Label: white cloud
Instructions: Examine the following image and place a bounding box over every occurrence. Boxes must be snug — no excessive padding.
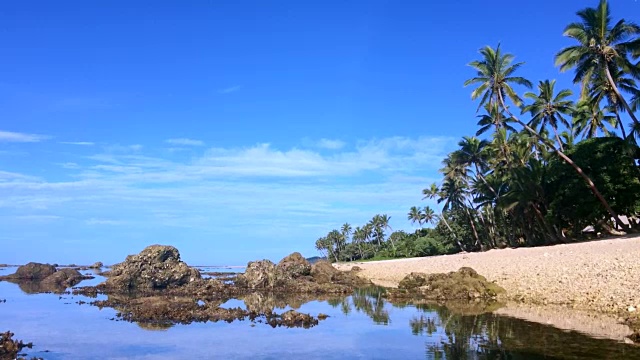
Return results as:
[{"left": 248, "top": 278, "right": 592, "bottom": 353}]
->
[
  {"left": 0, "top": 130, "right": 49, "bottom": 143},
  {"left": 218, "top": 85, "right": 242, "bottom": 94},
  {"left": 165, "top": 138, "right": 205, "bottom": 147},
  {"left": 316, "top": 138, "right": 345, "bottom": 150},
  {"left": 60, "top": 141, "right": 94, "bottom": 146},
  {"left": 0, "top": 135, "right": 454, "bottom": 262},
  {"left": 86, "top": 218, "right": 123, "bottom": 225}
]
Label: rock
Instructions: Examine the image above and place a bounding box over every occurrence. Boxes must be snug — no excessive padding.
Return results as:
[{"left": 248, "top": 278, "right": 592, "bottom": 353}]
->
[
  {"left": 629, "top": 306, "right": 637, "bottom": 313},
  {"left": 0, "top": 331, "right": 32, "bottom": 359},
  {"left": 103, "top": 245, "right": 201, "bottom": 292},
  {"left": 4, "top": 262, "right": 56, "bottom": 280},
  {"left": 276, "top": 310, "right": 318, "bottom": 328},
  {"left": 41, "top": 268, "right": 87, "bottom": 288},
  {"left": 389, "top": 267, "right": 505, "bottom": 301},
  {"left": 236, "top": 260, "right": 277, "bottom": 289},
  {"left": 351, "top": 266, "right": 362, "bottom": 272},
  {"left": 318, "top": 313, "right": 329, "bottom": 320},
  {"left": 276, "top": 252, "right": 311, "bottom": 279},
  {"left": 310, "top": 260, "right": 340, "bottom": 284},
  {"left": 88, "top": 262, "right": 104, "bottom": 269}
]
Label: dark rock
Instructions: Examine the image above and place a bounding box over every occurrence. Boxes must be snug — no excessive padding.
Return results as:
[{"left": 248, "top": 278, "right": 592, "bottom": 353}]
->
[
  {"left": 88, "top": 262, "right": 104, "bottom": 269},
  {"left": 41, "top": 268, "right": 88, "bottom": 288},
  {"left": 318, "top": 313, "right": 329, "bottom": 320},
  {"left": 310, "top": 260, "right": 340, "bottom": 284},
  {"left": 388, "top": 267, "right": 505, "bottom": 301},
  {"left": 0, "top": 331, "right": 32, "bottom": 359},
  {"left": 236, "top": 260, "right": 277, "bottom": 289},
  {"left": 104, "top": 245, "right": 201, "bottom": 292},
  {"left": 4, "top": 262, "right": 56, "bottom": 280},
  {"left": 276, "top": 252, "right": 311, "bottom": 279},
  {"left": 276, "top": 310, "right": 318, "bottom": 328},
  {"left": 351, "top": 266, "right": 362, "bottom": 272}
]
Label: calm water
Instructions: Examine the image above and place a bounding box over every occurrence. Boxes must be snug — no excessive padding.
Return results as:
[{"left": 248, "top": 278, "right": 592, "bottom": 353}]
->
[{"left": 1, "top": 267, "right": 639, "bottom": 360}]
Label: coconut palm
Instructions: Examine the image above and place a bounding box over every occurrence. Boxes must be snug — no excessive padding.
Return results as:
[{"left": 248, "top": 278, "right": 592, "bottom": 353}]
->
[
  {"left": 422, "top": 206, "right": 436, "bottom": 225},
  {"left": 408, "top": 206, "right": 423, "bottom": 226},
  {"left": 422, "top": 183, "right": 463, "bottom": 250},
  {"left": 573, "top": 99, "right": 617, "bottom": 139},
  {"left": 454, "top": 136, "right": 497, "bottom": 196},
  {"left": 522, "top": 79, "right": 575, "bottom": 150},
  {"left": 589, "top": 68, "right": 640, "bottom": 138},
  {"left": 466, "top": 44, "right": 628, "bottom": 229},
  {"left": 555, "top": 0, "right": 640, "bottom": 127},
  {"left": 464, "top": 44, "right": 532, "bottom": 110}
]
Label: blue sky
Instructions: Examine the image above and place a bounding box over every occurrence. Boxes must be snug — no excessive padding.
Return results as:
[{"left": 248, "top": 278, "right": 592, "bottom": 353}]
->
[{"left": 1, "top": 0, "right": 638, "bottom": 265}]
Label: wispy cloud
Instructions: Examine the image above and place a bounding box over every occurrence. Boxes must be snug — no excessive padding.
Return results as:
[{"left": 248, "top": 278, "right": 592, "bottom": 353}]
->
[
  {"left": 0, "top": 130, "right": 49, "bottom": 143},
  {"left": 316, "top": 138, "right": 345, "bottom": 150},
  {"left": 0, "top": 135, "right": 455, "bottom": 263},
  {"left": 60, "top": 141, "right": 94, "bottom": 146},
  {"left": 218, "top": 85, "right": 242, "bottom": 94},
  {"left": 165, "top": 138, "right": 204, "bottom": 147}
]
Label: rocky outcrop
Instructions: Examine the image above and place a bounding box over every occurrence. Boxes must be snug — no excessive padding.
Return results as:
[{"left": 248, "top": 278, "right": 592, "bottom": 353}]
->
[
  {"left": 4, "top": 262, "right": 56, "bottom": 280},
  {"left": 387, "top": 267, "right": 505, "bottom": 301},
  {"left": 0, "top": 263, "right": 92, "bottom": 294},
  {"left": 0, "top": 331, "right": 32, "bottom": 359},
  {"left": 41, "top": 268, "right": 86, "bottom": 288},
  {"left": 236, "top": 254, "right": 371, "bottom": 292},
  {"left": 236, "top": 260, "right": 277, "bottom": 289},
  {"left": 276, "top": 252, "right": 311, "bottom": 279},
  {"left": 88, "top": 262, "right": 103, "bottom": 269},
  {"left": 103, "top": 245, "right": 201, "bottom": 292}
]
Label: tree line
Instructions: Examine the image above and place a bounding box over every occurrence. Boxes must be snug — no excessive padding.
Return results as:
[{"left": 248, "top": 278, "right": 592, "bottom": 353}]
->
[{"left": 315, "top": 0, "right": 640, "bottom": 262}]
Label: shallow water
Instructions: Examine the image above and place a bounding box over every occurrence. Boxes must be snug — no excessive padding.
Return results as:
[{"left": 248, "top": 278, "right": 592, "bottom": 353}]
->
[{"left": 1, "top": 267, "right": 639, "bottom": 359}]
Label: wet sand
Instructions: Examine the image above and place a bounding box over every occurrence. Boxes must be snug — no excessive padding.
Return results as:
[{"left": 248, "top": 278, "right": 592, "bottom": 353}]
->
[{"left": 335, "top": 235, "right": 640, "bottom": 315}]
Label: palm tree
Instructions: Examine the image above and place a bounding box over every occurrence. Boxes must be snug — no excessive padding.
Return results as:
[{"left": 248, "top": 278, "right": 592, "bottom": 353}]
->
[
  {"left": 555, "top": 0, "right": 640, "bottom": 127},
  {"left": 423, "top": 183, "right": 463, "bottom": 250},
  {"left": 588, "top": 68, "right": 640, "bottom": 138},
  {"left": 439, "top": 176, "right": 481, "bottom": 249},
  {"left": 340, "top": 223, "right": 352, "bottom": 242},
  {"left": 422, "top": 206, "right": 436, "bottom": 225},
  {"left": 466, "top": 44, "right": 628, "bottom": 230},
  {"left": 408, "top": 206, "right": 423, "bottom": 226},
  {"left": 454, "top": 136, "right": 497, "bottom": 196},
  {"left": 573, "top": 99, "right": 617, "bottom": 139},
  {"left": 522, "top": 79, "right": 574, "bottom": 151},
  {"left": 352, "top": 226, "right": 365, "bottom": 259}
]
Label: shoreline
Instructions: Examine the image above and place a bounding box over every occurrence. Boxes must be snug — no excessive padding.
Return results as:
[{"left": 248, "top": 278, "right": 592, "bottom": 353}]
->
[{"left": 334, "top": 235, "right": 640, "bottom": 320}]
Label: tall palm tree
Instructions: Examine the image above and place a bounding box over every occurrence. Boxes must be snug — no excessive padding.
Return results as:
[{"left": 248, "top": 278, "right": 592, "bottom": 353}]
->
[
  {"left": 589, "top": 68, "right": 640, "bottom": 138},
  {"left": 422, "top": 183, "right": 463, "bottom": 250},
  {"left": 352, "top": 226, "right": 365, "bottom": 259},
  {"left": 454, "top": 136, "right": 497, "bottom": 196},
  {"left": 466, "top": 44, "right": 628, "bottom": 229},
  {"left": 439, "top": 176, "right": 481, "bottom": 249},
  {"left": 555, "top": 0, "right": 640, "bottom": 127},
  {"left": 340, "top": 223, "right": 352, "bottom": 242},
  {"left": 422, "top": 206, "right": 436, "bottom": 225},
  {"left": 408, "top": 206, "right": 424, "bottom": 226},
  {"left": 522, "top": 79, "right": 575, "bottom": 151},
  {"left": 573, "top": 99, "right": 617, "bottom": 139}
]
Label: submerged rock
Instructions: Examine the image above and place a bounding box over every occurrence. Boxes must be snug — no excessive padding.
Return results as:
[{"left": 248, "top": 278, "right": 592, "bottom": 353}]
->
[
  {"left": 103, "top": 245, "right": 201, "bottom": 292},
  {"left": 388, "top": 267, "right": 505, "bottom": 301}
]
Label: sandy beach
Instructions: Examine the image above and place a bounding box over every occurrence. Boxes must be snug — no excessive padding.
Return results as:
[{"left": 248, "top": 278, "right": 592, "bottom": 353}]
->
[{"left": 334, "top": 235, "right": 640, "bottom": 316}]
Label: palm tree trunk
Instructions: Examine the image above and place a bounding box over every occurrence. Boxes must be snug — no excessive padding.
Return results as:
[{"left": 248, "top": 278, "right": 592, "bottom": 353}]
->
[
  {"left": 475, "top": 165, "right": 498, "bottom": 197},
  {"left": 497, "top": 91, "right": 628, "bottom": 230},
  {"left": 440, "top": 213, "right": 465, "bottom": 251},
  {"left": 614, "top": 109, "right": 628, "bottom": 139},
  {"left": 464, "top": 207, "right": 481, "bottom": 249},
  {"left": 552, "top": 125, "right": 564, "bottom": 152},
  {"left": 604, "top": 66, "right": 640, "bottom": 128}
]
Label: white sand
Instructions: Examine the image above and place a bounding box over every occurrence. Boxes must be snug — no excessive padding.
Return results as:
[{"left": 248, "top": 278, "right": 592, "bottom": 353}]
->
[{"left": 334, "top": 235, "right": 640, "bottom": 315}]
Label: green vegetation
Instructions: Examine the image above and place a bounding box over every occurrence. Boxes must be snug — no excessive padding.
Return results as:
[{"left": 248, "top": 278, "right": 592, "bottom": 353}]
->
[{"left": 313, "top": 0, "right": 640, "bottom": 262}]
